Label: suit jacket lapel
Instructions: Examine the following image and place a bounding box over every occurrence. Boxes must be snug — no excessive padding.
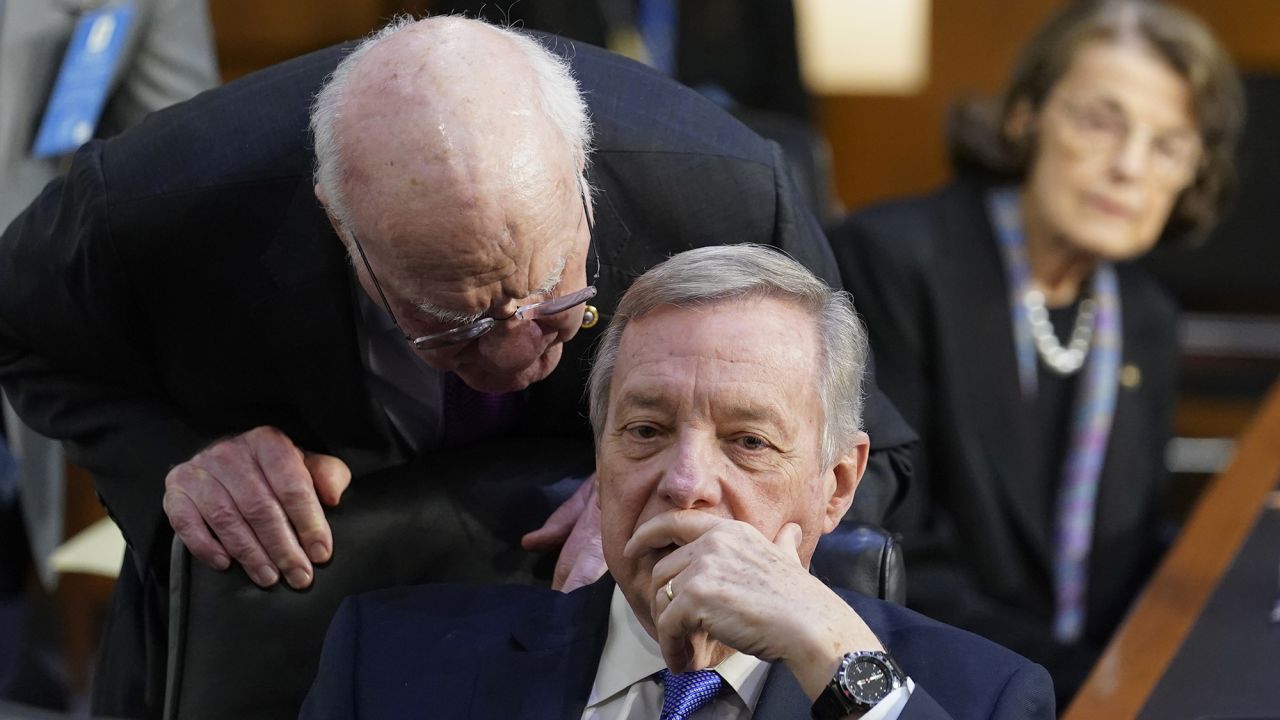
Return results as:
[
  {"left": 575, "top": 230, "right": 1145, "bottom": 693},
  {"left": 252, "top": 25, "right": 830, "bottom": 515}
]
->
[
  {"left": 932, "top": 180, "right": 1051, "bottom": 567},
  {"left": 250, "top": 179, "right": 404, "bottom": 475},
  {"left": 466, "top": 578, "right": 613, "bottom": 719},
  {"left": 754, "top": 663, "right": 811, "bottom": 719},
  {"left": 1091, "top": 268, "right": 1161, "bottom": 569}
]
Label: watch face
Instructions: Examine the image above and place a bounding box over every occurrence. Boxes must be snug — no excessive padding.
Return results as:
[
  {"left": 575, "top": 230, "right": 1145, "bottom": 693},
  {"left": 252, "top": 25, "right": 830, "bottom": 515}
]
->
[{"left": 842, "top": 656, "right": 894, "bottom": 703}]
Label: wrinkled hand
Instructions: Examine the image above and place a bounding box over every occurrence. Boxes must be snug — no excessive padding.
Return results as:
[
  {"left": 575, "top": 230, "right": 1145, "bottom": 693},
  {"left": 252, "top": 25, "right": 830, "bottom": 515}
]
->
[
  {"left": 162, "top": 426, "right": 351, "bottom": 589},
  {"left": 625, "top": 511, "right": 884, "bottom": 699},
  {"left": 521, "top": 473, "right": 607, "bottom": 592}
]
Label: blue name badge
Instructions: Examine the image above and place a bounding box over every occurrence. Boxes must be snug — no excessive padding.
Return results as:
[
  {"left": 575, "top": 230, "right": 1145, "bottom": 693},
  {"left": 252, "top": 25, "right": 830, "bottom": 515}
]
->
[{"left": 32, "top": 3, "right": 136, "bottom": 158}]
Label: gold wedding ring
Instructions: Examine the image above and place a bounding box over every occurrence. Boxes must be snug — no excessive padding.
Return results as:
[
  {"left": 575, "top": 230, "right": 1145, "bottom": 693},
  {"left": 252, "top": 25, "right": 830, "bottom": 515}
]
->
[{"left": 664, "top": 579, "right": 675, "bottom": 602}]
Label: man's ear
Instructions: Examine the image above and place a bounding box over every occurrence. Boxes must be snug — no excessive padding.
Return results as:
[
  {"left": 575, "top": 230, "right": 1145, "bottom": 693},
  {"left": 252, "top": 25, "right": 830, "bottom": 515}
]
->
[
  {"left": 314, "top": 183, "right": 326, "bottom": 205},
  {"left": 822, "top": 431, "right": 870, "bottom": 534},
  {"left": 315, "top": 184, "right": 347, "bottom": 242}
]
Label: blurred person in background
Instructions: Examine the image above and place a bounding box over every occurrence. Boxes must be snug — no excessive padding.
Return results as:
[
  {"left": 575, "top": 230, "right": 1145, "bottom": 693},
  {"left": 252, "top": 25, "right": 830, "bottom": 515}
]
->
[
  {"left": 433, "top": 0, "right": 811, "bottom": 121},
  {"left": 0, "top": 0, "right": 217, "bottom": 709},
  {"left": 828, "top": 0, "right": 1243, "bottom": 705}
]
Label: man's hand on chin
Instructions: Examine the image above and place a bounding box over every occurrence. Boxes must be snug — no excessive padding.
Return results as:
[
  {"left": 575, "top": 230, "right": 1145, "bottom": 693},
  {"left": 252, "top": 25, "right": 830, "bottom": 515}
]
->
[{"left": 624, "top": 511, "right": 885, "bottom": 700}]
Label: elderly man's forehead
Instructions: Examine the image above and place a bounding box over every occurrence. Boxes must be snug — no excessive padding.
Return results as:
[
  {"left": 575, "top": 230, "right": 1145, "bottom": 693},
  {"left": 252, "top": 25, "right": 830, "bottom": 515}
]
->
[
  {"left": 366, "top": 194, "right": 579, "bottom": 308},
  {"left": 332, "top": 19, "right": 588, "bottom": 313},
  {"left": 336, "top": 23, "right": 572, "bottom": 193},
  {"left": 340, "top": 105, "right": 579, "bottom": 287},
  {"left": 612, "top": 298, "right": 822, "bottom": 391},
  {"left": 350, "top": 19, "right": 533, "bottom": 88}
]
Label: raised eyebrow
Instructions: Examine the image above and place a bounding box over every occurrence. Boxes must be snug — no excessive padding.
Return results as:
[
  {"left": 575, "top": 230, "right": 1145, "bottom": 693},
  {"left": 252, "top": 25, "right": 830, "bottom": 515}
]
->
[
  {"left": 716, "top": 403, "right": 789, "bottom": 432},
  {"left": 534, "top": 256, "right": 568, "bottom": 298},
  {"left": 413, "top": 300, "right": 485, "bottom": 325},
  {"left": 613, "top": 390, "right": 675, "bottom": 417},
  {"left": 410, "top": 255, "right": 568, "bottom": 324}
]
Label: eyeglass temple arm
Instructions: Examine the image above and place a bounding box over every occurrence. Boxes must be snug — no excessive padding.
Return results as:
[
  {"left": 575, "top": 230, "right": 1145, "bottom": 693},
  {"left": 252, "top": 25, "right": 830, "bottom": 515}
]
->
[{"left": 349, "top": 232, "right": 410, "bottom": 337}]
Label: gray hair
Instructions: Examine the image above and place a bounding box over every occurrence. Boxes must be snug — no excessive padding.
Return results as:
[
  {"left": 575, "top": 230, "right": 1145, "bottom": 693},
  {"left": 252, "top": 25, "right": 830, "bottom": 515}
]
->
[
  {"left": 947, "top": 0, "right": 1243, "bottom": 245},
  {"left": 309, "top": 15, "right": 594, "bottom": 233},
  {"left": 588, "top": 245, "right": 869, "bottom": 468}
]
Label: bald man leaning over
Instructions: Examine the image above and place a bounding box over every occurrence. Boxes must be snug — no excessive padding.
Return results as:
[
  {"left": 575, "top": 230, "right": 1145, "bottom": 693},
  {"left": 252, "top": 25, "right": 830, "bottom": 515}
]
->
[{"left": 0, "top": 16, "right": 914, "bottom": 718}]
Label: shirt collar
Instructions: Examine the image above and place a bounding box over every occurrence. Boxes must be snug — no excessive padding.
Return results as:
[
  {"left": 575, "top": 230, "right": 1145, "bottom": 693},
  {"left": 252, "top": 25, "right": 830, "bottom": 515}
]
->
[{"left": 586, "top": 585, "right": 770, "bottom": 711}]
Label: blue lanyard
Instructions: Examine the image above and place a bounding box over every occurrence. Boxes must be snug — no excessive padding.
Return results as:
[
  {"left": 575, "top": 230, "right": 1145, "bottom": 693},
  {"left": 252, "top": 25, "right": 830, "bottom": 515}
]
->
[{"left": 636, "top": 0, "right": 677, "bottom": 76}]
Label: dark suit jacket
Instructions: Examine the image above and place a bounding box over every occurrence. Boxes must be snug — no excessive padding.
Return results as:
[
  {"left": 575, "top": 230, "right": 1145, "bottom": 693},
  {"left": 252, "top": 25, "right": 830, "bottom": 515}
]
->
[
  {"left": 0, "top": 32, "right": 913, "bottom": 718},
  {"left": 299, "top": 578, "right": 1054, "bottom": 719},
  {"left": 828, "top": 177, "right": 1177, "bottom": 698}
]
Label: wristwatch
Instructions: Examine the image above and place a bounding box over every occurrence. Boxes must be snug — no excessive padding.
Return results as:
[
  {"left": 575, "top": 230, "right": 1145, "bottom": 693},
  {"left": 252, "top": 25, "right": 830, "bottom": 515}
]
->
[{"left": 811, "top": 650, "right": 906, "bottom": 719}]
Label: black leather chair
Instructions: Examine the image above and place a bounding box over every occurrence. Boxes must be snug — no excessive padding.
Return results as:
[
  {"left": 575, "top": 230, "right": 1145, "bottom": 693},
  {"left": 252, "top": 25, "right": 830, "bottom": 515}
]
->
[{"left": 163, "top": 438, "right": 903, "bottom": 720}]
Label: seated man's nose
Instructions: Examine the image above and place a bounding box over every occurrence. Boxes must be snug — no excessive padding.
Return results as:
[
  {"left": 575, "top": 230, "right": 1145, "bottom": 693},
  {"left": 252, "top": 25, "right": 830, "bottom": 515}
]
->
[{"left": 660, "top": 461, "right": 720, "bottom": 508}]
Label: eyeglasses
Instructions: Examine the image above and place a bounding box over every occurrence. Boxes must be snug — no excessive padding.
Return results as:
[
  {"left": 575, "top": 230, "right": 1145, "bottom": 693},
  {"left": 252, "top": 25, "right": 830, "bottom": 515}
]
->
[
  {"left": 349, "top": 196, "right": 601, "bottom": 352},
  {"left": 1052, "top": 96, "right": 1202, "bottom": 186}
]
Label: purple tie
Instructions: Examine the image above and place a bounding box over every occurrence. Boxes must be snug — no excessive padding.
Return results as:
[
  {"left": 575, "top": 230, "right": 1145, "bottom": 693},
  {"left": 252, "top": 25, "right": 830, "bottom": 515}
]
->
[
  {"left": 658, "top": 669, "right": 723, "bottom": 720},
  {"left": 441, "top": 373, "right": 522, "bottom": 446}
]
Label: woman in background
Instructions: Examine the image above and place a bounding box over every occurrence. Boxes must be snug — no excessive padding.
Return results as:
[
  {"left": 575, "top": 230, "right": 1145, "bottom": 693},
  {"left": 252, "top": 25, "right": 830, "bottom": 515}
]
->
[{"left": 829, "top": 0, "right": 1243, "bottom": 705}]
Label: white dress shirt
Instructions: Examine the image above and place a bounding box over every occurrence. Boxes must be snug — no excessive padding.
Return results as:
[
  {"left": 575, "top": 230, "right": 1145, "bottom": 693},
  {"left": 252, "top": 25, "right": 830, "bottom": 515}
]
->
[{"left": 581, "top": 586, "right": 913, "bottom": 719}]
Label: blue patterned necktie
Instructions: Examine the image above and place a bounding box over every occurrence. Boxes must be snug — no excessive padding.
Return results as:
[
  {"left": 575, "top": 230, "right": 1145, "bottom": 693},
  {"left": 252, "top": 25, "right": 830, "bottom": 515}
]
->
[{"left": 658, "top": 669, "right": 723, "bottom": 720}]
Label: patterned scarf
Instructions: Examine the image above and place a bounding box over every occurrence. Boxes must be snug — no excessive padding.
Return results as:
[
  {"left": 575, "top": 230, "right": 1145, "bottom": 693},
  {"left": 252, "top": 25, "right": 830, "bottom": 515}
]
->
[{"left": 989, "top": 188, "right": 1122, "bottom": 643}]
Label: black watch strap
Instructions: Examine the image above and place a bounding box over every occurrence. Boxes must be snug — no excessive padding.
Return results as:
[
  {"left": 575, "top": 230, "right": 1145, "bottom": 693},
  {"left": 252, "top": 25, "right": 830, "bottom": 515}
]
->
[
  {"left": 812, "top": 683, "right": 856, "bottom": 720},
  {"left": 811, "top": 651, "right": 905, "bottom": 720}
]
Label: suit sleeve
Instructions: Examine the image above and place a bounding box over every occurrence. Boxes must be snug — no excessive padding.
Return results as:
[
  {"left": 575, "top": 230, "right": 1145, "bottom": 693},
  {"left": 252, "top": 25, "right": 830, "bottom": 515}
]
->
[
  {"left": 769, "top": 141, "right": 841, "bottom": 289},
  {"left": 772, "top": 145, "right": 917, "bottom": 524},
  {"left": 0, "top": 142, "right": 215, "bottom": 573},
  {"left": 828, "top": 211, "right": 932, "bottom": 529},
  {"left": 989, "top": 663, "right": 1056, "bottom": 719},
  {"left": 298, "top": 596, "right": 361, "bottom": 720}
]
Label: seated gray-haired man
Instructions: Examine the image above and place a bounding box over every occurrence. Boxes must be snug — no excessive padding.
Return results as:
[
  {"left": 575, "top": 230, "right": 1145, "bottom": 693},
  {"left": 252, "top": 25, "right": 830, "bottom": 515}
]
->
[{"left": 301, "top": 245, "right": 1053, "bottom": 720}]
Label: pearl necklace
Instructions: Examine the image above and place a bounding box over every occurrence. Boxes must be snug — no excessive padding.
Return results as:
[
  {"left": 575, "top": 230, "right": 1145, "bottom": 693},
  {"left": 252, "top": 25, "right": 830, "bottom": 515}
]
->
[{"left": 1023, "top": 289, "right": 1097, "bottom": 376}]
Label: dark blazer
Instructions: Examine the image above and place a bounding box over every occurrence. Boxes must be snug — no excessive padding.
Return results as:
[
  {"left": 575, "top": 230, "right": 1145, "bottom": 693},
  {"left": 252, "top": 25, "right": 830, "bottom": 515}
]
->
[
  {"left": 828, "top": 177, "right": 1177, "bottom": 698},
  {"left": 300, "top": 578, "right": 1054, "bottom": 719},
  {"left": 0, "top": 33, "right": 913, "bottom": 718}
]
